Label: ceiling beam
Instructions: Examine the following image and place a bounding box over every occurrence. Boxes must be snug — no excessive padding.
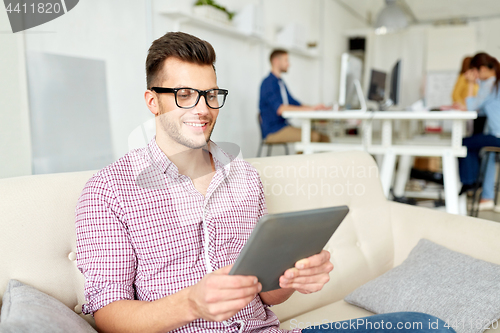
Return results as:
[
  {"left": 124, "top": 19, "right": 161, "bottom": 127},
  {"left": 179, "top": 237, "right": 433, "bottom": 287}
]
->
[
  {"left": 333, "top": 0, "right": 371, "bottom": 26},
  {"left": 398, "top": 0, "right": 419, "bottom": 23}
]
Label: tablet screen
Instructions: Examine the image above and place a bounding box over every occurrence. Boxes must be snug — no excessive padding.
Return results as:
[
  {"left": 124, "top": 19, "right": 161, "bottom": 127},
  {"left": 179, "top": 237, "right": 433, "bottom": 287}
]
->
[{"left": 229, "top": 205, "right": 349, "bottom": 292}]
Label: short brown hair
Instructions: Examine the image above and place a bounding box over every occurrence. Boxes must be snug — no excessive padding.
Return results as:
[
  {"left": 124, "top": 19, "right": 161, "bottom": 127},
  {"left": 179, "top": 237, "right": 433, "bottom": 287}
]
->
[
  {"left": 146, "top": 32, "right": 216, "bottom": 88},
  {"left": 270, "top": 49, "right": 288, "bottom": 63}
]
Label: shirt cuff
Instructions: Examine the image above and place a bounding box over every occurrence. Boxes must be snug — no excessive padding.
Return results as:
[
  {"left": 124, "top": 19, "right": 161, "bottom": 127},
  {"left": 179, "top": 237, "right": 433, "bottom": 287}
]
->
[{"left": 82, "top": 284, "right": 135, "bottom": 316}]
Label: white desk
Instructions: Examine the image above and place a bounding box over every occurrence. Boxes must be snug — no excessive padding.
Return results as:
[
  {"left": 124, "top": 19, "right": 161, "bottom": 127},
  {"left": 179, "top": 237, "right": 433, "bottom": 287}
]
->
[{"left": 282, "top": 110, "right": 478, "bottom": 215}]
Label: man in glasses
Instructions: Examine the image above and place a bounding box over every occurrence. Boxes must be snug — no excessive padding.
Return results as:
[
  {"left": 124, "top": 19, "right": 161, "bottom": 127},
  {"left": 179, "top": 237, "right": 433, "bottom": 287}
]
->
[
  {"left": 75, "top": 31, "right": 333, "bottom": 333},
  {"left": 75, "top": 32, "right": 453, "bottom": 333}
]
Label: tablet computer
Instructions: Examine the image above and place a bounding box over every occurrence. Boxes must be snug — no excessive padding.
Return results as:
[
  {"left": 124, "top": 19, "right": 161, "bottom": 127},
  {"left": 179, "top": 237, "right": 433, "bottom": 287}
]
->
[{"left": 229, "top": 205, "right": 349, "bottom": 292}]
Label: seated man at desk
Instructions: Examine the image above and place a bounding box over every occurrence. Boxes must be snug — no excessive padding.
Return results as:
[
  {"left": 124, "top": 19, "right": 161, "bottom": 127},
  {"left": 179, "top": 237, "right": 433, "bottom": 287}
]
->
[{"left": 259, "top": 49, "right": 330, "bottom": 143}]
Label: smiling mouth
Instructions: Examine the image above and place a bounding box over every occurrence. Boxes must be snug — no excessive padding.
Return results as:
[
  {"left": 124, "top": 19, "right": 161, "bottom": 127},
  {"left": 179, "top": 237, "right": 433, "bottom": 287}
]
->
[{"left": 184, "top": 122, "right": 208, "bottom": 127}]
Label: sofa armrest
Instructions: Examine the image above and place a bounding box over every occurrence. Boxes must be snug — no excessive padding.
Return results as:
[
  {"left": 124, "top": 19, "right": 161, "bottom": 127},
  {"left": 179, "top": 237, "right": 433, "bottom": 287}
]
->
[{"left": 389, "top": 201, "right": 500, "bottom": 266}]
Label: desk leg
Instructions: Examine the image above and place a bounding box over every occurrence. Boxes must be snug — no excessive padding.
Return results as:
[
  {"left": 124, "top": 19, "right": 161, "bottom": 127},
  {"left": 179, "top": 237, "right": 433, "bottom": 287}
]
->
[
  {"left": 393, "top": 155, "right": 413, "bottom": 197},
  {"left": 458, "top": 193, "right": 467, "bottom": 215},
  {"left": 442, "top": 150, "right": 460, "bottom": 215},
  {"left": 302, "top": 119, "right": 312, "bottom": 154},
  {"left": 380, "top": 149, "right": 396, "bottom": 198}
]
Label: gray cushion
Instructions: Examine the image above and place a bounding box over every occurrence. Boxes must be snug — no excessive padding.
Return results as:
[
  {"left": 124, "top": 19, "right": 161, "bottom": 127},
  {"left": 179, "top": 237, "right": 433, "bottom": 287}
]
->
[
  {"left": 0, "top": 280, "right": 96, "bottom": 333},
  {"left": 345, "top": 239, "right": 500, "bottom": 333}
]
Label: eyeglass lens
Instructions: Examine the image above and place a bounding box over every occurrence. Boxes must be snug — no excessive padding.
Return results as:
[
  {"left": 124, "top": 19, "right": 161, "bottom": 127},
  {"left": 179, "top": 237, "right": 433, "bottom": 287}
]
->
[{"left": 176, "top": 89, "right": 226, "bottom": 109}]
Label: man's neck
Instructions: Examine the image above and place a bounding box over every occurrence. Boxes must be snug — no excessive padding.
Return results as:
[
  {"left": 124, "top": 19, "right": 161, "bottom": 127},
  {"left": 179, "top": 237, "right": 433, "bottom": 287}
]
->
[
  {"left": 155, "top": 134, "right": 214, "bottom": 180},
  {"left": 271, "top": 68, "right": 282, "bottom": 78}
]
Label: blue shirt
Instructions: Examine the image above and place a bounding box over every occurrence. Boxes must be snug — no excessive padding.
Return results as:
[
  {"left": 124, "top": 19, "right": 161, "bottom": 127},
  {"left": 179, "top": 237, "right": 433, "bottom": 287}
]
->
[
  {"left": 466, "top": 76, "right": 495, "bottom": 117},
  {"left": 467, "top": 81, "right": 500, "bottom": 137},
  {"left": 259, "top": 73, "right": 301, "bottom": 138}
]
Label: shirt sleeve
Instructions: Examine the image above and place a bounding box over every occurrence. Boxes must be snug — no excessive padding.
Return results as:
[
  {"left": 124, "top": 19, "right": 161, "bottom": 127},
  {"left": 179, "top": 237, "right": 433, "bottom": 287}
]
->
[
  {"left": 75, "top": 174, "right": 137, "bottom": 316},
  {"left": 466, "top": 96, "right": 478, "bottom": 111},
  {"left": 452, "top": 74, "right": 465, "bottom": 104},
  {"left": 480, "top": 92, "right": 500, "bottom": 137}
]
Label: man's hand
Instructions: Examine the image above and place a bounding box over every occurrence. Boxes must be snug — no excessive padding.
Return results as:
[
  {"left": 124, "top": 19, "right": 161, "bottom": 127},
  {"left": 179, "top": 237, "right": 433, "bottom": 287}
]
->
[
  {"left": 313, "top": 104, "right": 332, "bottom": 111},
  {"left": 187, "top": 265, "right": 262, "bottom": 322},
  {"left": 278, "top": 250, "right": 333, "bottom": 294}
]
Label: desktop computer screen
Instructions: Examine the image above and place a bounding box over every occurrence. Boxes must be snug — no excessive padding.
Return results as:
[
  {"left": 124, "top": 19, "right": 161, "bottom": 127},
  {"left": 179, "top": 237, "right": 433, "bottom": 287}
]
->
[
  {"left": 338, "top": 53, "right": 363, "bottom": 109},
  {"left": 390, "top": 59, "right": 401, "bottom": 105},
  {"left": 368, "top": 69, "right": 387, "bottom": 102}
]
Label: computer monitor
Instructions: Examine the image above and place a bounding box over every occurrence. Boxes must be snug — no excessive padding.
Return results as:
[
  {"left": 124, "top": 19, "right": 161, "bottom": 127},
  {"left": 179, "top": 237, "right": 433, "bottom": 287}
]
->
[
  {"left": 368, "top": 69, "right": 387, "bottom": 102},
  {"left": 339, "top": 53, "right": 363, "bottom": 109},
  {"left": 390, "top": 59, "right": 401, "bottom": 105}
]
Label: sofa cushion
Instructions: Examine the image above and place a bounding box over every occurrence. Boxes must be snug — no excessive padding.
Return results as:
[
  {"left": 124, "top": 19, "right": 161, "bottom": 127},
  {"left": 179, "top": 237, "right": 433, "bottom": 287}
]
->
[
  {"left": 344, "top": 239, "right": 500, "bottom": 333},
  {"left": 0, "top": 280, "right": 96, "bottom": 333},
  {"left": 279, "top": 300, "right": 374, "bottom": 330}
]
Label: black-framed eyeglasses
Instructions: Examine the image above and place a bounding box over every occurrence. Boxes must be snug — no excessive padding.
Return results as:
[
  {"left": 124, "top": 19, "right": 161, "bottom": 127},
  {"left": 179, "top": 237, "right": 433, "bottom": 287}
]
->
[{"left": 150, "top": 87, "right": 228, "bottom": 109}]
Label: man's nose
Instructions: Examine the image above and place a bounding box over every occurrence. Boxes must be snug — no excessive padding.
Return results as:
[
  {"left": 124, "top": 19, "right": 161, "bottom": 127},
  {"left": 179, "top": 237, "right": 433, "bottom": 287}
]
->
[{"left": 193, "top": 95, "right": 210, "bottom": 115}]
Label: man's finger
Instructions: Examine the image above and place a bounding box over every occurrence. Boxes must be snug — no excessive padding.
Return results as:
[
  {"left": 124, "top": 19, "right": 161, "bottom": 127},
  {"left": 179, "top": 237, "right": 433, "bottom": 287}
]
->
[
  {"left": 205, "top": 296, "right": 256, "bottom": 320},
  {"left": 207, "top": 274, "right": 260, "bottom": 289},
  {"left": 295, "top": 250, "right": 331, "bottom": 269},
  {"left": 280, "top": 273, "right": 330, "bottom": 286},
  {"left": 285, "top": 262, "right": 333, "bottom": 278},
  {"left": 204, "top": 283, "right": 262, "bottom": 303}
]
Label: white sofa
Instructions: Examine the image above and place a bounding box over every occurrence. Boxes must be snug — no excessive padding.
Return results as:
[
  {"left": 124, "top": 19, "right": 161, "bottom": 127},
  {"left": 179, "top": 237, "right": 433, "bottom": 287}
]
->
[{"left": 1, "top": 151, "right": 500, "bottom": 331}]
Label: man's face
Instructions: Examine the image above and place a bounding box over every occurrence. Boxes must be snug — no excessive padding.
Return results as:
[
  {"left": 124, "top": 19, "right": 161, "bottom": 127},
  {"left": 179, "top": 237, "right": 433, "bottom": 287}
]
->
[
  {"left": 155, "top": 58, "right": 219, "bottom": 150},
  {"left": 275, "top": 54, "right": 289, "bottom": 73}
]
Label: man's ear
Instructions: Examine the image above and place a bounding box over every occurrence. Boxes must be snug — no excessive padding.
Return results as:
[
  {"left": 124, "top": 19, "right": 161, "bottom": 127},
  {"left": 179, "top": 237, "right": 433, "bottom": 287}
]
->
[{"left": 145, "top": 90, "right": 159, "bottom": 116}]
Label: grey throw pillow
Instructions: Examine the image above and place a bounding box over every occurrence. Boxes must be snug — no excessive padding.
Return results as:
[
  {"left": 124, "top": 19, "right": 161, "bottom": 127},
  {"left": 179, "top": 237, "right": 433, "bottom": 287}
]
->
[
  {"left": 0, "top": 280, "right": 96, "bottom": 333},
  {"left": 345, "top": 239, "right": 500, "bottom": 333}
]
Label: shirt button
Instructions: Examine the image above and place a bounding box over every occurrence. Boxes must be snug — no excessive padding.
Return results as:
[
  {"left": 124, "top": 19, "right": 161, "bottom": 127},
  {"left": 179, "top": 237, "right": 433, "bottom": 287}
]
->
[
  {"left": 68, "top": 252, "right": 77, "bottom": 261},
  {"left": 74, "top": 304, "right": 82, "bottom": 314},
  {"left": 223, "top": 320, "right": 232, "bottom": 326}
]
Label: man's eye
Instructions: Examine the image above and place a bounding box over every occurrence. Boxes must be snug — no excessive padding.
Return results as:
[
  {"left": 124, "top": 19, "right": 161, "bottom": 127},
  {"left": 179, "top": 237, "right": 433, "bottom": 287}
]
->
[
  {"left": 207, "top": 92, "right": 217, "bottom": 100},
  {"left": 178, "top": 89, "right": 194, "bottom": 99}
]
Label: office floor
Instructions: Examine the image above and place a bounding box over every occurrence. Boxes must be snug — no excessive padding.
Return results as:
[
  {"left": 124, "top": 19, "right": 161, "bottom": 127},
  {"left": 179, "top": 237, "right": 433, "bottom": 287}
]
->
[
  {"left": 465, "top": 187, "right": 500, "bottom": 222},
  {"left": 402, "top": 179, "right": 500, "bottom": 223},
  {"left": 478, "top": 208, "right": 500, "bottom": 222}
]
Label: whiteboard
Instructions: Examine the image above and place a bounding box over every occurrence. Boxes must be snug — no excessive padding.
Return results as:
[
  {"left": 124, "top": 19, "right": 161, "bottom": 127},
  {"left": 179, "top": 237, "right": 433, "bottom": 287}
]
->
[
  {"left": 425, "top": 70, "right": 458, "bottom": 108},
  {"left": 27, "top": 52, "right": 114, "bottom": 174}
]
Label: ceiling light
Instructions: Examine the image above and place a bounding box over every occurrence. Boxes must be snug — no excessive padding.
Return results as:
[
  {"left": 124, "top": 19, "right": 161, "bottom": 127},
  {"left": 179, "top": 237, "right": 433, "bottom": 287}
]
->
[{"left": 374, "top": 0, "right": 409, "bottom": 35}]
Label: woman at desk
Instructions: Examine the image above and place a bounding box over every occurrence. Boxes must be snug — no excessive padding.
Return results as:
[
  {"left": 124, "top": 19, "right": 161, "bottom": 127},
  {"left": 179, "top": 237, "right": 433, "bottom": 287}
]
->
[
  {"left": 452, "top": 56, "right": 481, "bottom": 135},
  {"left": 459, "top": 52, "right": 500, "bottom": 211},
  {"left": 452, "top": 56, "right": 478, "bottom": 109}
]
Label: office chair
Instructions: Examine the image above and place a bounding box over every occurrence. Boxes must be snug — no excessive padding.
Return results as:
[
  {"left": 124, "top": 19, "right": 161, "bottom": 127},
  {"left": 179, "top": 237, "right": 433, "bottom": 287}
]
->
[
  {"left": 469, "top": 146, "right": 500, "bottom": 217},
  {"left": 256, "top": 114, "right": 289, "bottom": 157}
]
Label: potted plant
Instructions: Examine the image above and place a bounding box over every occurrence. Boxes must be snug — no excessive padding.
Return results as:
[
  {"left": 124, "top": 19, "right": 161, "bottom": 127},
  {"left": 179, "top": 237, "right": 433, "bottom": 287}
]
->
[{"left": 193, "top": 0, "right": 235, "bottom": 24}]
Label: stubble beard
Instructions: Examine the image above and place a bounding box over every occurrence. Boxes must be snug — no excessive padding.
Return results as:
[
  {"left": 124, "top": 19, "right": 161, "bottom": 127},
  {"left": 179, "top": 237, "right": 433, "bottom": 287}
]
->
[{"left": 158, "top": 104, "right": 215, "bottom": 150}]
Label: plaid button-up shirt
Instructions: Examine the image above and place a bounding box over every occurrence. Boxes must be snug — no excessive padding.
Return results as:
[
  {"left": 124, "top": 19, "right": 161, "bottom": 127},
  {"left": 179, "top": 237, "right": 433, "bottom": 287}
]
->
[{"left": 76, "top": 138, "right": 299, "bottom": 332}]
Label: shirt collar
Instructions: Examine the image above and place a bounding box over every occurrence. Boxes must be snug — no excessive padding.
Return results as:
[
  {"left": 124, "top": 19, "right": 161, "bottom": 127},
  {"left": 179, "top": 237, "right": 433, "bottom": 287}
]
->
[
  {"left": 269, "top": 72, "right": 282, "bottom": 82},
  {"left": 146, "top": 137, "right": 232, "bottom": 177}
]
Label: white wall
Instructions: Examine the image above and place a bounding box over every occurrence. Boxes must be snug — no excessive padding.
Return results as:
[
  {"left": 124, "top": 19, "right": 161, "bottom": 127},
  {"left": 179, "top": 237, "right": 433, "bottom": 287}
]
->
[
  {"left": 472, "top": 17, "right": 500, "bottom": 61},
  {"left": 0, "top": 9, "right": 32, "bottom": 178},
  {"left": 21, "top": 0, "right": 151, "bottom": 163},
  {"left": 426, "top": 25, "right": 477, "bottom": 71}
]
